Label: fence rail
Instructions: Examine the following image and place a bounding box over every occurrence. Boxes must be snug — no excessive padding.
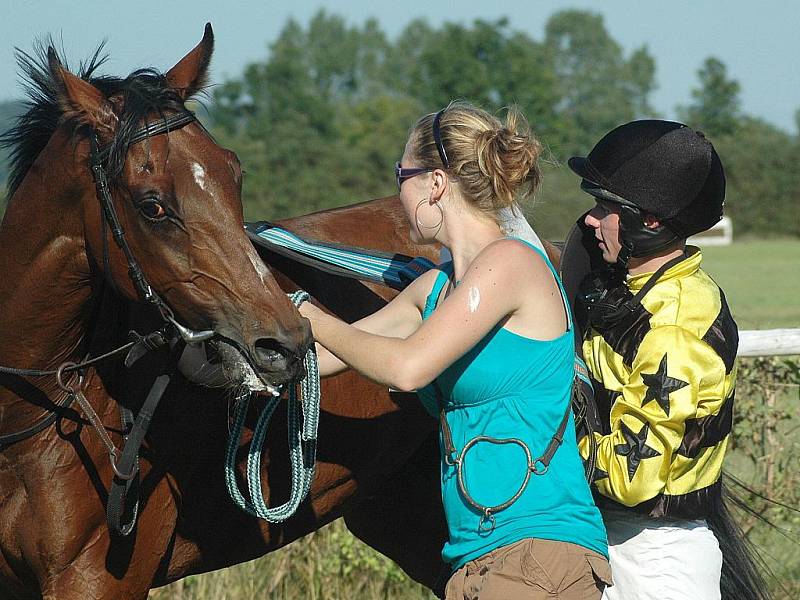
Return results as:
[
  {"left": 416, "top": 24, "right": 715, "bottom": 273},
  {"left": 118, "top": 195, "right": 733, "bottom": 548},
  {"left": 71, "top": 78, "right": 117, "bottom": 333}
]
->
[{"left": 738, "top": 328, "right": 800, "bottom": 357}]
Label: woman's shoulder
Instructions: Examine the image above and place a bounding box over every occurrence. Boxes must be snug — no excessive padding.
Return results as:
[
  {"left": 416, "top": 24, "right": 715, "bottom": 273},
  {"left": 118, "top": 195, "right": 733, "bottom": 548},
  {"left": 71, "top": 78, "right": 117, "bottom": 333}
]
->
[
  {"left": 472, "top": 238, "right": 552, "bottom": 281},
  {"left": 468, "top": 238, "right": 565, "bottom": 329},
  {"left": 415, "top": 260, "right": 453, "bottom": 287},
  {"left": 445, "top": 241, "right": 554, "bottom": 317}
]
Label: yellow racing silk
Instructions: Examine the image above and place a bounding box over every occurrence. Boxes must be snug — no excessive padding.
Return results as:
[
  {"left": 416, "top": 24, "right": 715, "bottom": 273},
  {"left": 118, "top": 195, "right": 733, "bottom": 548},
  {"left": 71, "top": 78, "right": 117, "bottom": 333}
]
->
[{"left": 579, "top": 247, "right": 738, "bottom": 518}]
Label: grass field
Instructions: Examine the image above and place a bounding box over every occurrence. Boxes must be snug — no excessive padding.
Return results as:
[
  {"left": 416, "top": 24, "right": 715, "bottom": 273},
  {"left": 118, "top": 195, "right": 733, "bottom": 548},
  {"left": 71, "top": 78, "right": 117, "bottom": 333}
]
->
[
  {"left": 151, "top": 238, "right": 800, "bottom": 600},
  {"left": 700, "top": 238, "right": 800, "bottom": 329}
]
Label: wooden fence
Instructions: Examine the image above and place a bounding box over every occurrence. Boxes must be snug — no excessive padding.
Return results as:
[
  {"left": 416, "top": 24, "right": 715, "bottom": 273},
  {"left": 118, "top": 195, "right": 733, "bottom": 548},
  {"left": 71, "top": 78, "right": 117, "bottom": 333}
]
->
[{"left": 738, "top": 328, "right": 800, "bottom": 356}]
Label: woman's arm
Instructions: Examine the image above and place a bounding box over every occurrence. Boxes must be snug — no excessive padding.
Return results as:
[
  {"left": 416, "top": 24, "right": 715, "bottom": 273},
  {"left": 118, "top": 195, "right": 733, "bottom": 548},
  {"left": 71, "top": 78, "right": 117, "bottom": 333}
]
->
[
  {"left": 311, "top": 342, "right": 349, "bottom": 378},
  {"left": 303, "top": 268, "right": 436, "bottom": 377},
  {"left": 302, "top": 240, "right": 550, "bottom": 390}
]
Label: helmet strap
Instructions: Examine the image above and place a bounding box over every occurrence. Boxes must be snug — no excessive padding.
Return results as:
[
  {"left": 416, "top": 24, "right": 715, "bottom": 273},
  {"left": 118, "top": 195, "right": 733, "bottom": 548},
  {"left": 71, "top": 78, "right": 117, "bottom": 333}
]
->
[
  {"left": 616, "top": 239, "right": 634, "bottom": 271},
  {"left": 616, "top": 204, "right": 681, "bottom": 265}
]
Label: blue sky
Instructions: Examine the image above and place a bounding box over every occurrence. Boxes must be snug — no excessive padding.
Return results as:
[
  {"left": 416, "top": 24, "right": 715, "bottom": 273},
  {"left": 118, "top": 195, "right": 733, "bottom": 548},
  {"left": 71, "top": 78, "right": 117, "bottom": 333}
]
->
[{"left": 1, "top": 0, "right": 798, "bottom": 133}]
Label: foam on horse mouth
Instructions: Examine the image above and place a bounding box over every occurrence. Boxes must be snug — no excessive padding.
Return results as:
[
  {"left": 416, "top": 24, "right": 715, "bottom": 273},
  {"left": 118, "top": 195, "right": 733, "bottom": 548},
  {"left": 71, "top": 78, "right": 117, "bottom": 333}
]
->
[
  {"left": 215, "top": 339, "right": 285, "bottom": 393},
  {"left": 178, "top": 339, "right": 284, "bottom": 395},
  {"left": 239, "top": 359, "right": 282, "bottom": 397}
]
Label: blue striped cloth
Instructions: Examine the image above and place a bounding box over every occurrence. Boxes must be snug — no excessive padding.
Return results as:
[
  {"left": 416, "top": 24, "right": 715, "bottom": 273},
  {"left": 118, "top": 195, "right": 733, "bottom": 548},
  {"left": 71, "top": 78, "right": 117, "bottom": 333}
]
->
[{"left": 248, "top": 222, "right": 436, "bottom": 289}]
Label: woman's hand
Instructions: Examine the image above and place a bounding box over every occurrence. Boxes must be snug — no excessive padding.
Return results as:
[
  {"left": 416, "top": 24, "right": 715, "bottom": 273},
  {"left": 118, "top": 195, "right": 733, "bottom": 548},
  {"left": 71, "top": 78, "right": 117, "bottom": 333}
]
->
[
  {"left": 297, "top": 301, "right": 348, "bottom": 377},
  {"left": 298, "top": 301, "right": 328, "bottom": 333}
]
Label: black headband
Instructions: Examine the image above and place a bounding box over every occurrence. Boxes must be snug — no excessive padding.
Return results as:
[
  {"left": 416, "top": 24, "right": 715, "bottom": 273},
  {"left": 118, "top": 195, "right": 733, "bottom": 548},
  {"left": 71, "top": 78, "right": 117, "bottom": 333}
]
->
[{"left": 432, "top": 108, "right": 450, "bottom": 169}]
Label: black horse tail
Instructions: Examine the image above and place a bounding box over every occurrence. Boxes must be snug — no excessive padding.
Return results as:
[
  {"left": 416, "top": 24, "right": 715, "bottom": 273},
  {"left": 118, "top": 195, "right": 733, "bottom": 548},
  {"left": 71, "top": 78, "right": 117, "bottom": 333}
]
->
[{"left": 710, "top": 473, "right": 784, "bottom": 600}]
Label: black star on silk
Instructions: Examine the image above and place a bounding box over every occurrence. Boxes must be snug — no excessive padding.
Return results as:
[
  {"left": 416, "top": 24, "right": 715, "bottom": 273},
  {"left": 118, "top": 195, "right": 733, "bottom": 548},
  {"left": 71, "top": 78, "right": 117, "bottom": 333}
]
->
[
  {"left": 614, "top": 421, "right": 662, "bottom": 481},
  {"left": 592, "top": 466, "right": 609, "bottom": 483},
  {"left": 640, "top": 354, "right": 688, "bottom": 416}
]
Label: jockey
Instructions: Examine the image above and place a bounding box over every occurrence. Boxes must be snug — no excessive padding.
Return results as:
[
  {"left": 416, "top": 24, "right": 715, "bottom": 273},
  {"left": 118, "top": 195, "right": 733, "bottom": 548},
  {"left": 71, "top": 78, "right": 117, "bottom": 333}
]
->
[{"left": 569, "top": 120, "right": 763, "bottom": 600}]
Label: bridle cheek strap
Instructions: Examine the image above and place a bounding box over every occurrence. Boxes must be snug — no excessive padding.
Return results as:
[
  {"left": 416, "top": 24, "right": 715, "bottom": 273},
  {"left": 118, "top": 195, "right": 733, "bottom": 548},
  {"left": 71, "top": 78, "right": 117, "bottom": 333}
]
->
[
  {"left": 88, "top": 111, "right": 213, "bottom": 345},
  {"left": 90, "top": 133, "right": 151, "bottom": 303},
  {"left": 89, "top": 111, "right": 198, "bottom": 307}
]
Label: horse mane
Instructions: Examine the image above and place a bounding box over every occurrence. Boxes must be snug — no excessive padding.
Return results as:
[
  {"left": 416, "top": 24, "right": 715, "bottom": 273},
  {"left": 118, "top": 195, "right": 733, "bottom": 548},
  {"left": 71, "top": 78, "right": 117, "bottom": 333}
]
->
[{"left": 0, "top": 40, "right": 188, "bottom": 197}]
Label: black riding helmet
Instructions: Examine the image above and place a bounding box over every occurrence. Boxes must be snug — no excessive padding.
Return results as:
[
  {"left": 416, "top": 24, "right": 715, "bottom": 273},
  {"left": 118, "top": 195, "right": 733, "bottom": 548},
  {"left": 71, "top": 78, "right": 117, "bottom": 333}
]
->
[{"left": 568, "top": 119, "right": 726, "bottom": 267}]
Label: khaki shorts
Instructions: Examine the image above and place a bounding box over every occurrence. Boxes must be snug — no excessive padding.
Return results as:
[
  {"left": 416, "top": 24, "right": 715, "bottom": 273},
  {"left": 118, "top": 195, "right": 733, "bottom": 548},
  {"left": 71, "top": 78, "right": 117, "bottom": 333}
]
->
[{"left": 445, "top": 538, "right": 612, "bottom": 600}]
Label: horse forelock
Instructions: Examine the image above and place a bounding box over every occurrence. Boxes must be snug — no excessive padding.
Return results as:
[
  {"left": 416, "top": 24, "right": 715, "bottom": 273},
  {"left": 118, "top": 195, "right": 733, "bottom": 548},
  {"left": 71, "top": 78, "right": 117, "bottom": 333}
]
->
[{"left": 0, "top": 40, "right": 206, "bottom": 199}]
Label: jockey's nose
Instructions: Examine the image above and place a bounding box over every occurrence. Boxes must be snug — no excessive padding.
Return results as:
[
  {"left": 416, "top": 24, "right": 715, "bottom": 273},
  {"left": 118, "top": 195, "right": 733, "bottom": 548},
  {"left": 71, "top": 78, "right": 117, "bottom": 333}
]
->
[{"left": 584, "top": 208, "right": 601, "bottom": 229}]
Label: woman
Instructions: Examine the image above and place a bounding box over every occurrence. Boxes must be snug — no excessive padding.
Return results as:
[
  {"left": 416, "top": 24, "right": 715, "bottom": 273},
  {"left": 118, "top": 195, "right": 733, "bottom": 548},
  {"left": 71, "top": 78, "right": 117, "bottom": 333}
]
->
[{"left": 299, "top": 102, "right": 611, "bottom": 599}]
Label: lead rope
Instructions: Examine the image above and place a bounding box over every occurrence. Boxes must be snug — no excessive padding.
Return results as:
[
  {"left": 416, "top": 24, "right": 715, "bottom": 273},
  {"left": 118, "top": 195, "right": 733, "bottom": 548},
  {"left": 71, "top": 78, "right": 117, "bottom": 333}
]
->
[{"left": 224, "top": 290, "right": 321, "bottom": 522}]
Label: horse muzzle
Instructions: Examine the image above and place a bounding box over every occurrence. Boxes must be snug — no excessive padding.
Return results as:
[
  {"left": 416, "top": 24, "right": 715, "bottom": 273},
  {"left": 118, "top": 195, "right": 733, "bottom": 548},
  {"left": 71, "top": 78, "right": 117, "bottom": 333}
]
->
[{"left": 177, "top": 329, "right": 310, "bottom": 394}]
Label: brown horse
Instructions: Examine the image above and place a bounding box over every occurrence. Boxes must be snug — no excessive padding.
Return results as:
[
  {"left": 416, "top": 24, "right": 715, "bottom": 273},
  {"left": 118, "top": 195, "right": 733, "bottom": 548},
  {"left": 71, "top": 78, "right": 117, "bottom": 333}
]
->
[
  {"left": 0, "top": 26, "right": 568, "bottom": 600},
  {"left": 0, "top": 26, "right": 451, "bottom": 600},
  {"left": 0, "top": 25, "right": 313, "bottom": 599}
]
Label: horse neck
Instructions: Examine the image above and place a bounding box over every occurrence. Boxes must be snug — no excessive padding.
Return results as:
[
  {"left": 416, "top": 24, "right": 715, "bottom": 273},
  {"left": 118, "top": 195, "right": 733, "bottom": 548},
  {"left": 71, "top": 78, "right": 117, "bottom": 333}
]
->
[{"left": 0, "top": 130, "right": 96, "bottom": 374}]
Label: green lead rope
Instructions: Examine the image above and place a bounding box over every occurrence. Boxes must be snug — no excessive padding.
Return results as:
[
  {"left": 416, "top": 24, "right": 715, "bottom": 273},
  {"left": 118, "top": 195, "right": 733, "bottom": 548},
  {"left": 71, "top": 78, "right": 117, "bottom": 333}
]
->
[{"left": 224, "top": 290, "right": 321, "bottom": 522}]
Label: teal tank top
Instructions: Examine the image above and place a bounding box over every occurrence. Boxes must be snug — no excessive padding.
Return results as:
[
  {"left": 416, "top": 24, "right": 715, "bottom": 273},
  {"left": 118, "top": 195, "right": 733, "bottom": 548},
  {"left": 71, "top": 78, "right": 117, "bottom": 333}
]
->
[{"left": 417, "top": 239, "right": 608, "bottom": 570}]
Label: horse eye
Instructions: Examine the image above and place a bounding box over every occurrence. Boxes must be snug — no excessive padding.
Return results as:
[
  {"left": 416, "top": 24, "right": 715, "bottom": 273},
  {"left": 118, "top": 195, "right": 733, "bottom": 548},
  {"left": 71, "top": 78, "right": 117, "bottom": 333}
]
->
[{"left": 139, "top": 199, "right": 167, "bottom": 221}]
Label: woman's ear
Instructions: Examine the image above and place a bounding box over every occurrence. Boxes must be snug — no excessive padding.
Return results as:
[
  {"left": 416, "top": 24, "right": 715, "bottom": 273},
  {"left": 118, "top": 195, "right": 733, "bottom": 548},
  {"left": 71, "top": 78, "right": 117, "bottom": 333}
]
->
[{"left": 430, "top": 168, "right": 448, "bottom": 201}]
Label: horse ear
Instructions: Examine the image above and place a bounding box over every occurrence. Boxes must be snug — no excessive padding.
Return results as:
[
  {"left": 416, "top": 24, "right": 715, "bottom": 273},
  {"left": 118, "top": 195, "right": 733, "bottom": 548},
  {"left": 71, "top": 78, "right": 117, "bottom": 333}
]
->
[
  {"left": 47, "top": 47, "right": 116, "bottom": 136},
  {"left": 165, "top": 23, "right": 214, "bottom": 99}
]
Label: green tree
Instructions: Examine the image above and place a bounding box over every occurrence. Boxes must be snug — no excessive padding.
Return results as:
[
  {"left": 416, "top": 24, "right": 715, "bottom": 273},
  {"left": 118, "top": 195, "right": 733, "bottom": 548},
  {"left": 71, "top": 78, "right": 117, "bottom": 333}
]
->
[
  {"left": 544, "top": 10, "right": 656, "bottom": 156},
  {"left": 378, "top": 17, "right": 433, "bottom": 96},
  {"left": 401, "top": 18, "right": 511, "bottom": 109},
  {"left": 206, "top": 9, "right": 795, "bottom": 241},
  {"left": 623, "top": 47, "right": 657, "bottom": 118},
  {"left": 386, "top": 19, "right": 560, "bottom": 139},
  {"left": 212, "top": 11, "right": 418, "bottom": 220},
  {"left": 679, "top": 56, "right": 741, "bottom": 137},
  {"left": 487, "top": 30, "right": 560, "bottom": 143},
  {"left": 713, "top": 117, "right": 799, "bottom": 237}
]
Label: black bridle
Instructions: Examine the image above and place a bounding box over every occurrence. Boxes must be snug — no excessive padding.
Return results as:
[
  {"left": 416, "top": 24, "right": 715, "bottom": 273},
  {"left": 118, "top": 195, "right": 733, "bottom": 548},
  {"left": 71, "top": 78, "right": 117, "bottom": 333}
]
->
[{"left": 0, "top": 109, "right": 213, "bottom": 535}]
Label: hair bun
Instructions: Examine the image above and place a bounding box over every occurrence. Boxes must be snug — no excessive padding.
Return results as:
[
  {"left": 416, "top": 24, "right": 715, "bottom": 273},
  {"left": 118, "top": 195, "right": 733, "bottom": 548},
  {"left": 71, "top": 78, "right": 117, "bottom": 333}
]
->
[
  {"left": 475, "top": 110, "right": 542, "bottom": 210},
  {"left": 409, "top": 101, "right": 543, "bottom": 222}
]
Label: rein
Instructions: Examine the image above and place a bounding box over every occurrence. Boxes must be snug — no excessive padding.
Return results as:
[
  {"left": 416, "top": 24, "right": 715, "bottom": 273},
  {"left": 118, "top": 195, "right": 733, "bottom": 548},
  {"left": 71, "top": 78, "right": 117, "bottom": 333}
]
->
[{"left": 224, "top": 290, "right": 321, "bottom": 523}]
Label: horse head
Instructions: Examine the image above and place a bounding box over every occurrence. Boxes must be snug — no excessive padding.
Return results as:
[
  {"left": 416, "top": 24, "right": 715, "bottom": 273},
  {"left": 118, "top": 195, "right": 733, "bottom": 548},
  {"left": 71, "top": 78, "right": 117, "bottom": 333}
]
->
[{"left": 36, "top": 25, "right": 311, "bottom": 391}]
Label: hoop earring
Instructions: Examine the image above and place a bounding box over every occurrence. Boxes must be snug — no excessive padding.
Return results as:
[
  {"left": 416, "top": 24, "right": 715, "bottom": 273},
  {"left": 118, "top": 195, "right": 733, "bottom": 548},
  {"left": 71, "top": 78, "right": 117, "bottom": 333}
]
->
[{"left": 415, "top": 198, "right": 444, "bottom": 238}]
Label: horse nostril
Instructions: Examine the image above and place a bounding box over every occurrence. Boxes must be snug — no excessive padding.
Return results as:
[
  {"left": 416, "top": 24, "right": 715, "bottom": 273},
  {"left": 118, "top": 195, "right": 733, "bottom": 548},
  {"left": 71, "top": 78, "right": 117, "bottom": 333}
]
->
[{"left": 254, "top": 338, "right": 288, "bottom": 368}]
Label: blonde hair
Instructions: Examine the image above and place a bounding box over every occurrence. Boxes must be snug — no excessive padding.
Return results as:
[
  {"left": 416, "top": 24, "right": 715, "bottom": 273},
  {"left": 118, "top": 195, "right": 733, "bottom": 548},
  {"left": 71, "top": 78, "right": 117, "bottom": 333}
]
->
[{"left": 408, "top": 101, "right": 542, "bottom": 222}]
